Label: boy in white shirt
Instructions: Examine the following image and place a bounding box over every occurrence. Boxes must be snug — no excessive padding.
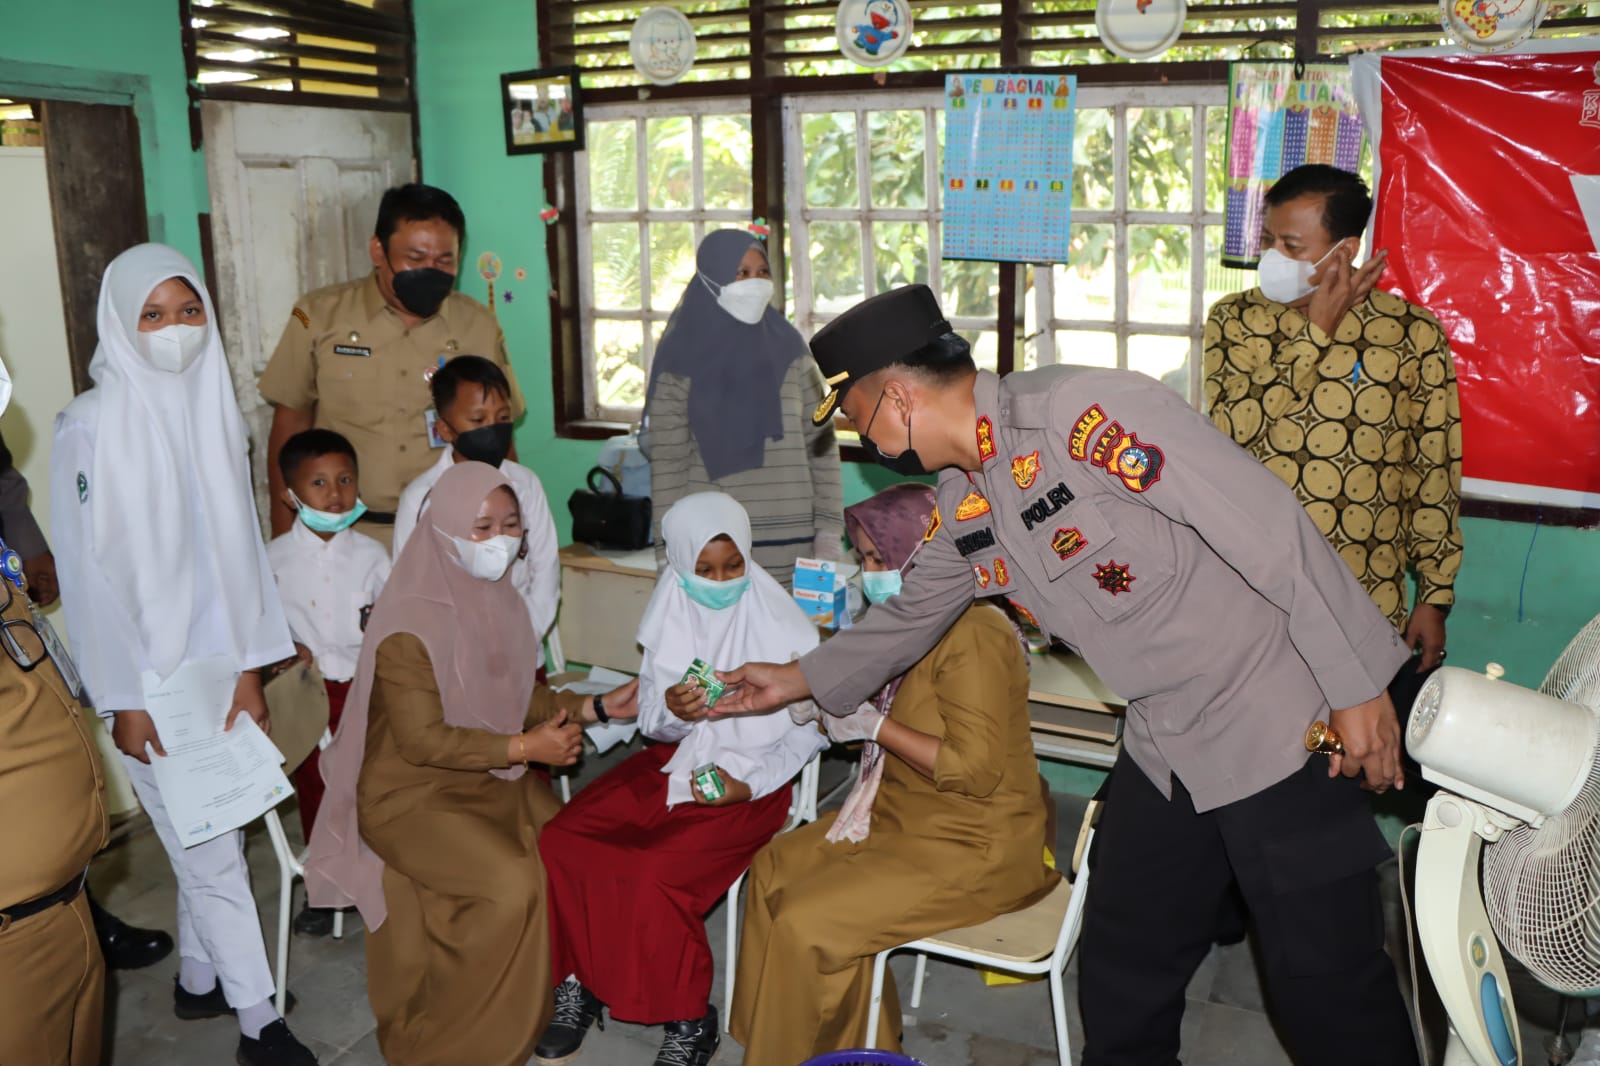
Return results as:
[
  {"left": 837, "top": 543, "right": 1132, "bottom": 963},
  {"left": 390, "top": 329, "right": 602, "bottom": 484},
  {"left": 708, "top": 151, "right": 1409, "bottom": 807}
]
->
[
  {"left": 266, "top": 429, "right": 390, "bottom": 937},
  {"left": 394, "top": 355, "right": 561, "bottom": 672}
]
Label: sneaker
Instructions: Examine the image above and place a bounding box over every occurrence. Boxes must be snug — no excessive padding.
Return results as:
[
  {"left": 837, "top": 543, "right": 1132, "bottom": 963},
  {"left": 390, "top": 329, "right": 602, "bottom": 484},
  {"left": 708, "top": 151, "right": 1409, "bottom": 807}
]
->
[
  {"left": 654, "top": 1004, "right": 720, "bottom": 1066},
  {"left": 236, "top": 1019, "right": 319, "bottom": 1065},
  {"left": 534, "top": 977, "right": 605, "bottom": 1064},
  {"left": 292, "top": 906, "right": 335, "bottom": 938}
]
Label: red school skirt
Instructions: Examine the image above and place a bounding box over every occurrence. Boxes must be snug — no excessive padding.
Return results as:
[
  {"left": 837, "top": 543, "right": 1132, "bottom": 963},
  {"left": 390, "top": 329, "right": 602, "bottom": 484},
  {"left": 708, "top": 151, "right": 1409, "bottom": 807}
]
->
[
  {"left": 541, "top": 742, "right": 790, "bottom": 1024},
  {"left": 293, "top": 678, "right": 350, "bottom": 839}
]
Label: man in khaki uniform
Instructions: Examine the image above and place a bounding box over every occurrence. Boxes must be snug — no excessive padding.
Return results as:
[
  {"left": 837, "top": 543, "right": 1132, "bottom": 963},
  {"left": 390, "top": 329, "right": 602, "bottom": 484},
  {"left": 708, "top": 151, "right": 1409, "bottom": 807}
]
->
[
  {"left": 259, "top": 184, "right": 524, "bottom": 548},
  {"left": 0, "top": 361, "right": 109, "bottom": 1066},
  {"left": 719, "top": 285, "right": 1419, "bottom": 1066}
]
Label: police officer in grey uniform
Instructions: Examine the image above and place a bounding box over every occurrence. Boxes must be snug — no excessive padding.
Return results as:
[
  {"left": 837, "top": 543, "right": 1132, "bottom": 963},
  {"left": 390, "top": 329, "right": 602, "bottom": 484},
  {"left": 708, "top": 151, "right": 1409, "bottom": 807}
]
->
[{"left": 718, "top": 285, "right": 1419, "bottom": 1066}]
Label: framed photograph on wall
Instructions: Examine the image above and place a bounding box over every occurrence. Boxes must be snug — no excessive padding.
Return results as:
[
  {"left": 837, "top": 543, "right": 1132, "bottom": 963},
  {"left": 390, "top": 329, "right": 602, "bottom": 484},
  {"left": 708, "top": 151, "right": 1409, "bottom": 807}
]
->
[{"left": 501, "top": 65, "right": 584, "bottom": 155}]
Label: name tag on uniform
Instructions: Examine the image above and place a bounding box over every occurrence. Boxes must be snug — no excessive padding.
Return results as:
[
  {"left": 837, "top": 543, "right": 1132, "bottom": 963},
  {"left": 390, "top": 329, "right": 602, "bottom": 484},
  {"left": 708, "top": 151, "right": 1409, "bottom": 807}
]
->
[{"left": 333, "top": 344, "right": 371, "bottom": 358}]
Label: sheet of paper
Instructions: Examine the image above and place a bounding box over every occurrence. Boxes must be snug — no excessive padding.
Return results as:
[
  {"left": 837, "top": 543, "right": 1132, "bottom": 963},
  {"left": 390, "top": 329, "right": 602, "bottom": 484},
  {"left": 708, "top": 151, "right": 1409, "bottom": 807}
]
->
[
  {"left": 557, "top": 666, "right": 640, "bottom": 754},
  {"left": 143, "top": 657, "right": 294, "bottom": 848}
]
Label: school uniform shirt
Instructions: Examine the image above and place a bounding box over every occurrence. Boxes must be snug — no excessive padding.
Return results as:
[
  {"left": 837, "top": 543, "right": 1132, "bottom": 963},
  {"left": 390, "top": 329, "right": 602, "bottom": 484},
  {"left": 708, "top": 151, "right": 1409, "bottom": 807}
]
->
[
  {"left": 257, "top": 275, "right": 526, "bottom": 514},
  {"left": 392, "top": 451, "right": 560, "bottom": 662},
  {"left": 1204, "top": 288, "right": 1464, "bottom": 629},
  {"left": 266, "top": 521, "right": 391, "bottom": 683},
  {"left": 800, "top": 366, "right": 1409, "bottom": 815}
]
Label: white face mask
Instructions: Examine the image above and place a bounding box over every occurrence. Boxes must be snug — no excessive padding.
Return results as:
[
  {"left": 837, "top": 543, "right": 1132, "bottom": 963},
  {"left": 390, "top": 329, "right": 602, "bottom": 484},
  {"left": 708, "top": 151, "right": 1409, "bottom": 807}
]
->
[
  {"left": 1256, "top": 243, "right": 1346, "bottom": 305},
  {"left": 135, "top": 323, "right": 207, "bottom": 374},
  {"left": 712, "top": 277, "right": 774, "bottom": 325},
  {"left": 0, "top": 354, "right": 11, "bottom": 418},
  {"left": 447, "top": 533, "right": 519, "bottom": 581}
]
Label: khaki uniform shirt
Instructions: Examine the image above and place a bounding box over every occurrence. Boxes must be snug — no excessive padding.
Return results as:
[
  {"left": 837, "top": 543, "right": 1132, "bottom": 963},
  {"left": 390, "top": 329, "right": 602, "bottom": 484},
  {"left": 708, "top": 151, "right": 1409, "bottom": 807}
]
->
[
  {"left": 0, "top": 585, "right": 107, "bottom": 907},
  {"left": 801, "top": 367, "right": 1407, "bottom": 813},
  {"left": 1204, "top": 288, "right": 1464, "bottom": 629},
  {"left": 258, "top": 275, "right": 526, "bottom": 512}
]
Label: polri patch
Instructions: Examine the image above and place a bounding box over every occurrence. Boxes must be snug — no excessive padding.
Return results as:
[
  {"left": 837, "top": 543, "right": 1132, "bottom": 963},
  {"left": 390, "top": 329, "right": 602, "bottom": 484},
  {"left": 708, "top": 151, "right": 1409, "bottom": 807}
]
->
[
  {"left": 1020, "top": 481, "right": 1076, "bottom": 531},
  {"left": 1011, "top": 450, "right": 1041, "bottom": 489},
  {"left": 974, "top": 564, "right": 991, "bottom": 588},
  {"left": 76, "top": 472, "right": 88, "bottom": 503},
  {"left": 1068, "top": 405, "right": 1107, "bottom": 461},
  {"left": 333, "top": 344, "right": 372, "bottom": 358},
  {"left": 976, "top": 416, "right": 997, "bottom": 463},
  {"left": 954, "top": 490, "right": 991, "bottom": 521},
  {"left": 1091, "top": 425, "right": 1164, "bottom": 493},
  {"left": 955, "top": 527, "right": 997, "bottom": 557},
  {"left": 1052, "top": 527, "right": 1086, "bottom": 560},
  {"left": 291, "top": 307, "right": 310, "bottom": 329},
  {"left": 1093, "top": 560, "right": 1136, "bottom": 596},
  {"left": 1010, "top": 599, "right": 1040, "bottom": 628}
]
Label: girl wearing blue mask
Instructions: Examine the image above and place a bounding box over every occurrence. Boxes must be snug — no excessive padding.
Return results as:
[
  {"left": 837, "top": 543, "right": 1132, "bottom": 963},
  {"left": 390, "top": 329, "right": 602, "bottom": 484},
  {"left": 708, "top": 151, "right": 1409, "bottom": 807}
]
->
[{"left": 535, "top": 491, "right": 824, "bottom": 1066}]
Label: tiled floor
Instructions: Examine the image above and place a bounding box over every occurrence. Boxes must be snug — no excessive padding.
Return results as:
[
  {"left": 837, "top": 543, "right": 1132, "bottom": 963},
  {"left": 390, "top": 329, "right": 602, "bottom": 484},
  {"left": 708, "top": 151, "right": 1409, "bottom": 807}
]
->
[{"left": 89, "top": 745, "right": 1579, "bottom": 1066}]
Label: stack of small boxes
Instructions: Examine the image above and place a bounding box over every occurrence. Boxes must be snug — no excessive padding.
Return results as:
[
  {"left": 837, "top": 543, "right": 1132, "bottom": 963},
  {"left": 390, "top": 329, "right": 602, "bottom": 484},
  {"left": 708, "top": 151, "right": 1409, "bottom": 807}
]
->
[{"left": 792, "top": 557, "right": 851, "bottom": 630}]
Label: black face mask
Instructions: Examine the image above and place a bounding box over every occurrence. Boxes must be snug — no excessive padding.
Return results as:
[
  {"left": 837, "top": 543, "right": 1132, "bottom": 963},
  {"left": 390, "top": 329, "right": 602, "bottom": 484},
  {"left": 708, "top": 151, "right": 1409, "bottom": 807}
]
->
[
  {"left": 860, "top": 391, "right": 929, "bottom": 476},
  {"left": 449, "top": 421, "right": 514, "bottom": 467},
  {"left": 389, "top": 264, "right": 456, "bottom": 318}
]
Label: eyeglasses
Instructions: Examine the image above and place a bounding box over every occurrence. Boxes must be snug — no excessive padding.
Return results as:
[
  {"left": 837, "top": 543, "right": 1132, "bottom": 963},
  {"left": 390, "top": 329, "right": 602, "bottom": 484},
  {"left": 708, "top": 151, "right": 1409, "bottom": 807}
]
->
[{"left": 0, "top": 581, "right": 48, "bottom": 673}]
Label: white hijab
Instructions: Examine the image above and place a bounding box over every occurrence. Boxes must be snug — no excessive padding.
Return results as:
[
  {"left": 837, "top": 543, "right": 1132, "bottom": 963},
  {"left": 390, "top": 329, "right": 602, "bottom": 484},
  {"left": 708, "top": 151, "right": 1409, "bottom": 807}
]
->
[
  {"left": 83, "top": 243, "right": 271, "bottom": 680},
  {"left": 637, "top": 492, "right": 820, "bottom": 803}
]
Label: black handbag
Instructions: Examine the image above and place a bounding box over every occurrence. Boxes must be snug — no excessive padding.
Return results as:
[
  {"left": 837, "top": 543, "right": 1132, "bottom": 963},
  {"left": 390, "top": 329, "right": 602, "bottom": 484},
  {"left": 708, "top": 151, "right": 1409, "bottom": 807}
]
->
[{"left": 567, "top": 466, "right": 652, "bottom": 550}]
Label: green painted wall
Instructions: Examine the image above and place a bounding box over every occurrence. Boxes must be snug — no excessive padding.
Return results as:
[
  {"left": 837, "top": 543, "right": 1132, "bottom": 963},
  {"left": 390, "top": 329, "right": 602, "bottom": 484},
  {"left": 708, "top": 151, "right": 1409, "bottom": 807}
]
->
[
  {"left": 0, "top": 0, "right": 207, "bottom": 263},
  {"left": 412, "top": 0, "right": 1600, "bottom": 786}
]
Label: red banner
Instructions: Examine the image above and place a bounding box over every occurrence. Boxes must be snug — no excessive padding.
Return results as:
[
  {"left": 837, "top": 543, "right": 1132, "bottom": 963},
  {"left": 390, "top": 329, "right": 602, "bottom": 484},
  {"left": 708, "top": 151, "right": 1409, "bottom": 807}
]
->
[{"left": 1372, "top": 52, "right": 1600, "bottom": 502}]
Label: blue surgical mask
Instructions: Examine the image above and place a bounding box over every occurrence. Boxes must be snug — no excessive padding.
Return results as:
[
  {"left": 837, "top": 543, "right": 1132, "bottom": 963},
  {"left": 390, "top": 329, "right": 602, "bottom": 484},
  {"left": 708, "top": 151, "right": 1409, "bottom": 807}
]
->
[
  {"left": 679, "top": 572, "right": 751, "bottom": 610},
  {"left": 861, "top": 568, "right": 903, "bottom": 605},
  {"left": 292, "top": 492, "right": 368, "bottom": 535}
]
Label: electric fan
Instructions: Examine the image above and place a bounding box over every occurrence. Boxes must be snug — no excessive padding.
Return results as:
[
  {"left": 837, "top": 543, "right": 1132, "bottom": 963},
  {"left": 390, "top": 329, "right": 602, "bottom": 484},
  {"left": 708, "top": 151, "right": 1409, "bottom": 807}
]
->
[{"left": 1408, "top": 613, "right": 1600, "bottom": 1066}]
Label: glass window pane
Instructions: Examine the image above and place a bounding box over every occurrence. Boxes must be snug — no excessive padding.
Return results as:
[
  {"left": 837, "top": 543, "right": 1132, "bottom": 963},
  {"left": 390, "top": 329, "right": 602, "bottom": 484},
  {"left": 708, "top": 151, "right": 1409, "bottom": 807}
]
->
[
  {"left": 594, "top": 319, "right": 646, "bottom": 410},
  {"left": 803, "top": 111, "right": 858, "bottom": 208},
  {"left": 1203, "top": 226, "right": 1256, "bottom": 313},
  {"left": 649, "top": 222, "right": 695, "bottom": 310},
  {"left": 1129, "top": 334, "right": 1192, "bottom": 400},
  {"left": 1205, "top": 105, "right": 1228, "bottom": 214},
  {"left": 1073, "top": 108, "right": 1113, "bottom": 210},
  {"left": 592, "top": 222, "right": 642, "bottom": 310},
  {"left": 1056, "top": 224, "right": 1115, "bottom": 322},
  {"left": 943, "top": 259, "right": 998, "bottom": 321},
  {"left": 871, "top": 221, "right": 929, "bottom": 293},
  {"left": 806, "top": 220, "right": 864, "bottom": 313},
  {"left": 703, "top": 114, "right": 752, "bottom": 210},
  {"left": 1128, "top": 107, "right": 1192, "bottom": 213},
  {"left": 646, "top": 116, "right": 694, "bottom": 209},
  {"left": 1054, "top": 330, "right": 1117, "bottom": 369},
  {"left": 868, "top": 110, "right": 925, "bottom": 208},
  {"left": 588, "top": 120, "right": 637, "bottom": 211},
  {"left": 959, "top": 329, "right": 999, "bottom": 374},
  {"left": 1128, "top": 224, "right": 1190, "bottom": 325}
]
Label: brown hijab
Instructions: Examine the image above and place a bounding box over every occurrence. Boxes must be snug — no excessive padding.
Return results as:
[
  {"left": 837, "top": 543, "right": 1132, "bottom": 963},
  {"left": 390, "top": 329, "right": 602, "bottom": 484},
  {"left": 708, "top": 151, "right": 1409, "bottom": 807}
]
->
[{"left": 304, "top": 461, "right": 538, "bottom": 928}]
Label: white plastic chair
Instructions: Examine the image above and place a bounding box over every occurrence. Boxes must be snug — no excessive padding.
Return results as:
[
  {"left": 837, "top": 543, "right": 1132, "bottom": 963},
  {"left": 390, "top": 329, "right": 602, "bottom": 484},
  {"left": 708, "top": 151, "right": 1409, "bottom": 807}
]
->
[
  {"left": 722, "top": 752, "right": 822, "bottom": 1028},
  {"left": 863, "top": 804, "right": 1100, "bottom": 1066},
  {"left": 264, "top": 808, "right": 344, "bottom": 1016}
]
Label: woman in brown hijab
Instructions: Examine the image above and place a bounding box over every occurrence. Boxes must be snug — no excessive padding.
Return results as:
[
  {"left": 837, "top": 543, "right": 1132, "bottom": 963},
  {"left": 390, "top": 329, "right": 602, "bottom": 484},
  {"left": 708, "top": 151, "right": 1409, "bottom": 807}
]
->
[{"left": 304, "top": 461, "right": 637, "bottom": 1066}]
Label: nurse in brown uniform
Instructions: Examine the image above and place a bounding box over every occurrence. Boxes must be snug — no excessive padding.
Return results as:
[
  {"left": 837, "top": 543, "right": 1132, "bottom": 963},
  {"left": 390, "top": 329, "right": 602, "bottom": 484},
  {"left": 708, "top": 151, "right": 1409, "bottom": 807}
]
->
[
  {"left": 719, "top": 285, "right": 1420, "bottom": 1066},
  {"left": 259, "top": 184, "right": 524, "bottom": 548}
]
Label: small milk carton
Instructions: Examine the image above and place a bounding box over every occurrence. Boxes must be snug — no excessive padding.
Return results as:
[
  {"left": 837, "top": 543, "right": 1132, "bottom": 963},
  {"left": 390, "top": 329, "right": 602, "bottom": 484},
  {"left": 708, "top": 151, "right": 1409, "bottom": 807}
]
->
[{"left": 793, "top": 557, "right": 851, "bottom": 630}]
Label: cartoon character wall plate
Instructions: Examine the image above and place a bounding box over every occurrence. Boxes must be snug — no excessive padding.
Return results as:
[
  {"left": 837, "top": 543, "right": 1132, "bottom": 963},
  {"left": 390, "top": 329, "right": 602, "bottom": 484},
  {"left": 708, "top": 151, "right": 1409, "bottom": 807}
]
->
[
  {"left": 630, "top": 6, "right": 696, "bottom": 86},
  {"left": 1095, "top": 0, "right": 1187, "bottom": 61},
  {"left": 1440, "top": 0, "right": 1547, "bottom": 53},
  {"left": 836, "top": 0, "right": 913, "bottom": 68}
]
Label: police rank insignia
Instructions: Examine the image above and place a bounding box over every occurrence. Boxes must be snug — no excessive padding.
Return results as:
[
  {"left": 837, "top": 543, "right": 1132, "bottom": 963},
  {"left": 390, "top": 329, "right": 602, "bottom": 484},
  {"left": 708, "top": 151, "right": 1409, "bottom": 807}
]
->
[
  {"left": 1092, "top": 560, "right": 1136, "bottom": 596},
  {"left": 974, "top": 565, "right": 992, "bottom": 588},
  {"left": 923, "top": 506, "right": 942, "bottom": 542},
  {"left": 976, "top": 416, "right": 997, "bottom": 463},
  {"left": 1052, "top": 527, "right": 1086, "bottom": 560},
  {"left": 994, "top": 559, "right": 1010, "bottom": 587},
  {"left": 1068, "top": 405, "right": 1107, "bottom": 461},
  {"left": 1011, "top": 450, "right": 1041, "bottom": 489},
  {"left": 1090, "top": 423, "right": 1164, "bottom": 493},
  {"left": 76, "top": 472, "right": 88, "bottom": 503},
  {"left": 955, "top": 490, "right": 991, "bottom": 521}
]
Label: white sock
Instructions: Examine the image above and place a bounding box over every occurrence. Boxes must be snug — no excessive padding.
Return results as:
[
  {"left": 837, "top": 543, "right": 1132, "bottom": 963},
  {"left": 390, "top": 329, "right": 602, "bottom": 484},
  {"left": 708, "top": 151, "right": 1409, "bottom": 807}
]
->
[
  {"left": 237, "top": 998, "right": 280, "bottom": 1040},
  {"left": 178, "top": 957, "right": 217, "bottom": 996}
]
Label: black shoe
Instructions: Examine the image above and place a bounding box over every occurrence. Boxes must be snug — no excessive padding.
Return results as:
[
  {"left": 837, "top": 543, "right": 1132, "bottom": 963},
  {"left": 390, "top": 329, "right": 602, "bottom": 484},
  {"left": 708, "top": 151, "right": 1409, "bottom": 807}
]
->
[
  {"left": 292, "top": 906, "right": 335, "bottom": 937},
  {"left": 534, "top": 977, "right": 605, "bottom": 1064},
  {"left": 654, "top": 1004, "right": 719, "bottom": 1066},
  {"left": 237, "top": 1019, "right": 319, "bottom": 1065},
  {"left": 175, "top": 978, "right": 295, "bottom": 1021},
  {"left": 89, "top": 891, "right": 174, "bottom": 970}
]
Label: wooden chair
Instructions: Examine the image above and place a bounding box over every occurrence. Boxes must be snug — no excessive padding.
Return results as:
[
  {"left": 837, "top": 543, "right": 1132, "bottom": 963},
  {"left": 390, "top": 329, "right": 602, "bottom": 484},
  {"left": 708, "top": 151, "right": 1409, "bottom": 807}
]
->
[{"left": 863, "top": 799, "right": 1101, "bottom": 1066}]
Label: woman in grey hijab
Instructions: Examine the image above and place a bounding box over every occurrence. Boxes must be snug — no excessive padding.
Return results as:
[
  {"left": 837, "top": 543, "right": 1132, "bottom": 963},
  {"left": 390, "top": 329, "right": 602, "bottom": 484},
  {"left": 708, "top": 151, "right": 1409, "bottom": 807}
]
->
[{"left": 642, "top": 229, "right": 843, "bottom": 588}]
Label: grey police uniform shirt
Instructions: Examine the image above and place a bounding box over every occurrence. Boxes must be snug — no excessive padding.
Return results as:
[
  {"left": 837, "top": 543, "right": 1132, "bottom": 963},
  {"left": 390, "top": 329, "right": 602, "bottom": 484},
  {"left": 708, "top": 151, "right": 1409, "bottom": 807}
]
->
[{"left": 801, "top": 366, "right": 1408, "bottom": 813}]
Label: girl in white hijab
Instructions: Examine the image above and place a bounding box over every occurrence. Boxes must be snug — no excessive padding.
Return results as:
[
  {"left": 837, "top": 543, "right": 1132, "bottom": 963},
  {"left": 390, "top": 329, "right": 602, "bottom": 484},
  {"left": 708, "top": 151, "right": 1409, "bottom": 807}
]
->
[
  {"left": 50, "top": 244, "right": 315, "bottom": 1066},
  {"left": 535, "top": 491, "right": 824, "bottom": 1066}
]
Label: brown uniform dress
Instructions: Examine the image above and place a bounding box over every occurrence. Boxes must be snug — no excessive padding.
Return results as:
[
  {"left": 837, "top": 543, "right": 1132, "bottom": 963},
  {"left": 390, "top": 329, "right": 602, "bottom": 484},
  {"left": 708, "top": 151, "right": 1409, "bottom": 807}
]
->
[
  {"left": 731, "top": 604, "right": 1055, "bottom": 1065},
  {"left": 356, "top": 631, "right": 579, "bottom": 1066},
  {"left": 257, "top": 275, "right": 526, "bottom": 546},
  {"left": 0, "top": 585, "right": 109, "bottom": 1066}
]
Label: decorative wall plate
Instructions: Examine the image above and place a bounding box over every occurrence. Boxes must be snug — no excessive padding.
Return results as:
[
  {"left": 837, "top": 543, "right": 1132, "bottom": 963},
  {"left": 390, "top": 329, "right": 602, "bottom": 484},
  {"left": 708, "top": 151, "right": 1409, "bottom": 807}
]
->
[
  {"left": 1095, "top": 0, "right": 1187, "bottom": 61},
  {"left": 836, "top": 0, "right": 914, "bottom": 67},
  {"left": 1440, "top": 0, "right": 1547, "bottom": 53},
  {"left": 631, "top": 6, "right": 697, "bottom": 86}
]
